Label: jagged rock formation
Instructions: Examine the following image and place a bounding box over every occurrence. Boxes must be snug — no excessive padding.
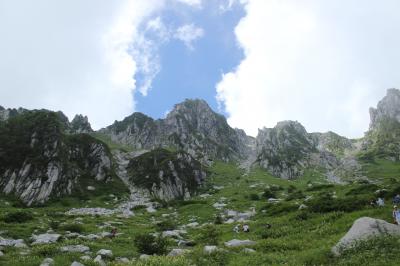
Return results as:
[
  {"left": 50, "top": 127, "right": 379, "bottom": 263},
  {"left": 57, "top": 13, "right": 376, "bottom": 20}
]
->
[
  {"left": 100, "top": 99, "right": 253, "bottom": 162},
  {"left": 0, "top": 110, "right": 122, "bottom": 205},
  {"left": 0, "top": 106, "right": 27, "bottom": 121},
  {"left": 70, "top": 114, "right": 93, "bottom": 133},
  {"left": 361, "top": 88, "right": 400, "bottom": 161},
  {"left": 126, "top": 148, "right": 206, "bottom": 201}
]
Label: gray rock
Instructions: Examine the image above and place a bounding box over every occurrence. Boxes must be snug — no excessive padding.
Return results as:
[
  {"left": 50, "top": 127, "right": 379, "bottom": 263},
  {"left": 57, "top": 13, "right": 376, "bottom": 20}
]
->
[
  {"left": 332, "top": 217, "right": 400, "bottom": 255},
  {"left": 0, "top": 237, "right": 26, "bottom": 248},
  {"left": 204, "top": 245, "right": 218, "bottom": 254},
  {"left": 0, "top": 250, "right": 4, "bottom": 257},
  {"left": 243, "top": 248, "right": 256, "bottom": 253},
  {"left": 94, "top": 255, "right": 106, "bottom": 266},
  {"left": 60, "top": 245, "right": 90, "bottom": 253},
  {"left": 168, "top": 248, "right": 188, "bottom": 256},
  {"left": 80, "top": 255, "right": 91, "bottom": 261},
  {"left": 40, "top": 258, "right": 54, "bottom": 266},
  {"left": 139, "top": 254, "right": 151, "bottom": 260},
  {"left": 224, "top": 239, "right": 256, "bottom": 247},
  {"left": 71, "top": 262, "right": 85, "bottom": 266},
  {"left": 96, "top": 249, "right": 113, "bottom": 258},
  {"left": 115, "top": 257, "right": 130, "bottom": 263},
  {"left": 31, "top": 233, "right": 61, "bottom": 245}
]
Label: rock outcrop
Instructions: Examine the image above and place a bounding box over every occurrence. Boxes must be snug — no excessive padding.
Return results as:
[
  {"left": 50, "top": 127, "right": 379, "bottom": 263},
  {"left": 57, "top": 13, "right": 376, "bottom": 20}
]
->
[
  {"left": 359, "top": 88, "right": 400, "bottom": 161},
  {"left": 100, "top": 99, "right": 253, "bottom": 162},
  {"left": 70, "top": 114, "right": 93, "bottom": 133},
  {"left": 332, "top": 217, "right": 400, "bottom": 255},
  {"left": 0, "top": 110, "right": 123, "bottom": 205},
  {"left": 126, "top": 148, "right": 206, "bottom": 201}
]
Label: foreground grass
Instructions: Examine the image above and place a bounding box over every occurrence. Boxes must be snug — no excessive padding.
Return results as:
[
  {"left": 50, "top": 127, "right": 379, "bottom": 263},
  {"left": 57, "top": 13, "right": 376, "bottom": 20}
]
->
[{"left": 1, "top": 160, "right": 400, "bottom": 265}]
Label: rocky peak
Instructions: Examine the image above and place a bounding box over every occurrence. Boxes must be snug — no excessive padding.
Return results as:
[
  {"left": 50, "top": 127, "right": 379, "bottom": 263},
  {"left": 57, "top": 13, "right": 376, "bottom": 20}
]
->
[
  {"left": 70, "top": 114, "right": 93, "bottom": 133},
  {"left": 369, "top": 88, "right": 400, "bottom": 130}
]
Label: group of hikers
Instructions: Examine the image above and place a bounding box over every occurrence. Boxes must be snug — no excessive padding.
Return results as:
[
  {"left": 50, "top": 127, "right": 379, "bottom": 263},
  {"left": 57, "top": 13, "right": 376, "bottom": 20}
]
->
[
  {"left": 233, "top": 223, "right": 250, "bottom": 233},
  {"left": 374, "top": 194, "right": 400, "bottom": 225}
]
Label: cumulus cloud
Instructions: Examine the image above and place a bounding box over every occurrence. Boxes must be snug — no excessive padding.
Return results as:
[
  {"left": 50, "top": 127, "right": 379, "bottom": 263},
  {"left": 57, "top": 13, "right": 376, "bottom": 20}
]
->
[
  {"left": 216, "top": 0, "right": 400, "bottom": 138},
  {"left": 174, "top": 24, "right": 205, "bottom": 50},
  {"left": 0, "top": 0, "right": 164, "bottom": 129},
  {"left": 175, "top": 0, "right": 202, "bottom": 9}
]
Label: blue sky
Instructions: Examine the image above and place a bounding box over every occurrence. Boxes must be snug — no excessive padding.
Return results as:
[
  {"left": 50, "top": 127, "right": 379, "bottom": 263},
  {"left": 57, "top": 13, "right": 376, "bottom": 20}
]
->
[
  {"left": 134, "top": 2, "right": 244, "bottom": 119},
  {"left": 2, "top": 0, "right": 400, "bottom": 138}
]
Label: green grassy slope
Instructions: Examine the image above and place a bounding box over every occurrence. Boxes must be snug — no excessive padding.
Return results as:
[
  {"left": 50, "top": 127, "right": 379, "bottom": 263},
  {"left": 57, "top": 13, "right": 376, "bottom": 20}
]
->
[{"left": 0, "top": 160, "right": 400, "bottom": 266}]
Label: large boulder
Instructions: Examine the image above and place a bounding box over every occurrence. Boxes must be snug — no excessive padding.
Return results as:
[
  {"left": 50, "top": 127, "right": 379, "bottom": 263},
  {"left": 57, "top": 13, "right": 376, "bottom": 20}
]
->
[
  {"left": 332, "top": 217, "right": 400, "bottom": 255},
  {"left": 31, "top": 233, "right": 61, "bottom": 245}
]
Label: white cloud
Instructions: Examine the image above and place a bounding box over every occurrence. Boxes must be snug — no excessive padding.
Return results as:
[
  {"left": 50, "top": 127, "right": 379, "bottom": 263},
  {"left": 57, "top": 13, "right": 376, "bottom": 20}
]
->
[
  {"left": 174, "top": 24, "right": 204, "bottom": 50},
  {"left": 0, "top": 0, "right": 165, "bottom": 129},
  {"left": 216, "top": 0, "right": 400, "bottom": 138},
  {"left": 175, "top": 0, "right": 202, "bottom": 9}
]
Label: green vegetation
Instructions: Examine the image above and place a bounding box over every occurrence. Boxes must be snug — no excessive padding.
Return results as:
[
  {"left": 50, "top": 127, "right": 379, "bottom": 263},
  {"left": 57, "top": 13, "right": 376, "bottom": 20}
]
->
[{"left": 1, "top": 158, "right": 400, "bottom": 265}]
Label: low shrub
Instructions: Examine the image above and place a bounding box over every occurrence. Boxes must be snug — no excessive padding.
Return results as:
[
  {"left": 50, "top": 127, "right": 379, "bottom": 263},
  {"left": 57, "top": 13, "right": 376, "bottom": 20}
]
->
[
  {"left": 345, "top": 184, "right": 379, "bottom": 196},
  {"left": 60, "top": 223, "right": 84, "bottom": 233},
  {"left": 262, "top": 188, "right": 276, "bottom": 199},
  {"left": 249, "top": 193, "right": 260, "bottom": 201},
  {"left": 156, "top": 220, "right": 176, "bottom": 231},
  {"left": 196, "top": 224, "right": 220, "bottom": 245},
  {"left": 261, "top": 202, "right": 298, "bottom": 216},
  {"left": 307, "top": 194, "right": 370, "bottom": 213},
  {"left": 3, "top": 211, "right": 33, "bottom": 223},
  {"left": 134, "top": 233, "right": 168, "bottom": 255}
]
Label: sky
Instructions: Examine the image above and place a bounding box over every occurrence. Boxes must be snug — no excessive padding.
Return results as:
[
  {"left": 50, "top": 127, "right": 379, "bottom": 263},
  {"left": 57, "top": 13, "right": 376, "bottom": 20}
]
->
[{"left": 1, "top": 0, "right": 400, "bottom": 138}]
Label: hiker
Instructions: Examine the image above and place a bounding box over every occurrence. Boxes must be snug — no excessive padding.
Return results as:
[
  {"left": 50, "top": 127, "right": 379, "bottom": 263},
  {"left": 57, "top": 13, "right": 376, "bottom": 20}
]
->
[
  {"left": 393, "top": 194, "right": 400, "bottom": 204},
  {"left": 110, "top": 228, "right": 117, "bottom": 238},
  {"left": 393, "top": 206, "right": 400, "bottom": 225},
  {"left": 233, "top": 224, "right": 240, "bottom": 233},
  {"left": 243, "top": 224, "right": 250, "bottom": 233},
  {"left": 376, "top": 197, "right": 385, "bottom": 207}
]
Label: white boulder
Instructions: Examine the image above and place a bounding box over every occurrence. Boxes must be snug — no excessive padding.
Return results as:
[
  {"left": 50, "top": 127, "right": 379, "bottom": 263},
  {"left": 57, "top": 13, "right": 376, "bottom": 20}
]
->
[
  {"left": 60, "top": 245, "right": 90, "bottom": 253},
  {"left": 97, "top": 249, "right": 113, "bottom": 258},
  {"left": 31, "top": 233, "right": 61, "bottom": 245},
  {"left": 332, "top": 217, "right": 400, "bottom": 255}
]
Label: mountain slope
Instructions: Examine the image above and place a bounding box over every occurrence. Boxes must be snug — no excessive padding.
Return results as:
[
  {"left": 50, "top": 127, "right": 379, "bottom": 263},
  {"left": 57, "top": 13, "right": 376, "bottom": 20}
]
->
[
  {"left": 100, "top": 99, "right": 253, "bottom": 162},
  {"left": 0, "top": 110, "right": 124, "bottom": 205}
]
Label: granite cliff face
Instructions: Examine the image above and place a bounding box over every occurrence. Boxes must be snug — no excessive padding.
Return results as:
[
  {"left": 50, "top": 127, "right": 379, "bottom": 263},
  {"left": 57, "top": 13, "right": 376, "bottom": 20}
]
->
[
  {"left": 0, "top": 110, "right": 116, "bottom": 205},
  {"left": 126, "top": 149, "right": 206, "bottom": 201},
  {"left": 100, "top": 99, "right": 253, "bottom": 162},
  {"left": 361, "top": 88, "right": 400, "bottom": 161},
  {"left": 2, "top": 88, "right": 400, "bottom": 205}
]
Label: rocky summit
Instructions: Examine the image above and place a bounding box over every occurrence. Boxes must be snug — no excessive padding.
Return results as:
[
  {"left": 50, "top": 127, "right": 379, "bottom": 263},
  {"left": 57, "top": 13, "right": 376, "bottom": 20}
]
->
[{"left": 2, "top": 89, "right": 400, "bottom": 265}]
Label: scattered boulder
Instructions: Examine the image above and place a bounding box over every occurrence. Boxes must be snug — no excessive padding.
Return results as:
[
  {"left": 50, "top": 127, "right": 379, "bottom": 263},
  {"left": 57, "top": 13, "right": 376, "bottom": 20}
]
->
[
  {"left": 71, "top": 262, "right": 84, "bottom": 266},
  {"left": 162, "top": 230, "right": 186, "bottom": 238},
  {"left": 80, "top": 255, "right": 91, "bottom": 261},
  {"left": 31, "top": 233, "right": 61, "bottom": 245},
  {"left": 87, "top": 186, "right": 96, "bottom": 191},
  {"left": 224, "top": 239, "right": 256, "bottom": 247},
  {"left": 0, "top": 250, "right": 4, "bottom": 257},
  {"left": 204, "top": 245, "right": 218, "bottom": 254},
  {"left": 298, "top": 204, "right": 308, "bottom": 210},
  {"left": 139, "top": 254, "right": 151, "bottom": 260},
  {"left": 94, "top": 255, "right": 106, "bottom": 266},
  {"left": 332, "top": 217, "right": 400, "bottom": 255},
  {"left": 0, "top": 237, "right": 26, "bottom": 248},
  {"left": 40, "top": 258, "right": 54, "bottom": 266},
  {"left": 97, "top": 249, "right": 113, "bottom": 258},
  {"left": 115, "top": 257, "right": 130, "bottom": 263},
  {"left": 60, "top": 245, "right": 90, "bottom": 253},
  {"left": 213, "top": 202, "right": 227, "bottom": 209},
  {"left": 168, "top": 248, "right": 188, "bottom": 256},
  {"left": 243, "top": 248, "right": 256, "bottom": 253}
]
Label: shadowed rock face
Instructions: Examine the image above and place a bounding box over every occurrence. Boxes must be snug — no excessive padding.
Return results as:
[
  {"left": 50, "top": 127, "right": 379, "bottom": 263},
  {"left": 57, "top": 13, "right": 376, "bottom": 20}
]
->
[
  {"left": 126, "top": 148, "right": 206, "bottom": 201},
  {"left": 100, "top": 99, "right": 253, "bottom": 162},
  {"left": 0, "top": 110, "right": 114, "bottom": 205}
]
